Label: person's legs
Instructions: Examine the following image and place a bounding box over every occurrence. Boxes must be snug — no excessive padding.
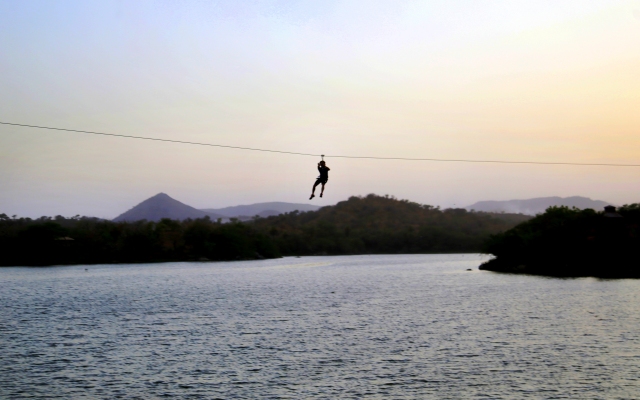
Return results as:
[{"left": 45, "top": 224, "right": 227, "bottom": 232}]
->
[
  {"left": 320, "top": 182, "right": 326, "bottom": 197},
  {"left": 310, "top": 179, "right": 321, "bottom": 199}
]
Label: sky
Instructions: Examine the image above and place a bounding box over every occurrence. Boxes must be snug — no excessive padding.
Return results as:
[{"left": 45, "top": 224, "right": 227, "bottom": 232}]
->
[{"left": 1, "top": 0, "right": 639, "bottom": 219}]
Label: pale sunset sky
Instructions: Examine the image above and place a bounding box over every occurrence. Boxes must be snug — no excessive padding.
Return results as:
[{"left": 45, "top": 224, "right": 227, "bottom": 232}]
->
[{"left": 1, "top": 0, "right": 639, "bottom": 218}]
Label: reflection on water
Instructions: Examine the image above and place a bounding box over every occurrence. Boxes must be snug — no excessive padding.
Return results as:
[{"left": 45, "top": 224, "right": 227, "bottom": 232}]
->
[{"left": 1, "top": 255, "right": 639, "bottom": 398}]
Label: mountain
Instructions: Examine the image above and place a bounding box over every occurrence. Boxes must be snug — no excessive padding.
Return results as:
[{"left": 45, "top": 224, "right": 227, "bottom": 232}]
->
[
  {"left": 466, "top": 196, "right": 612, "bottom": 215},
  {"left": 113, "top": 195, "right": 319, "bottom": 222},
  {"left": 200, "top": 202, "right": 320, "bottom": 218},
  {"left": 113, "top": 193, "right": 225, "bottom": 222}
]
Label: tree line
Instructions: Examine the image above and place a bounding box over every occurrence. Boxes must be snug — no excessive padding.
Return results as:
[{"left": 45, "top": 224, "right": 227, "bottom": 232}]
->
[
  {"left": 480, "top": 204, "right": 640, "bottom": 277},
  {"left": 0, "top": 194, "right": 529, "bottom": 266}
]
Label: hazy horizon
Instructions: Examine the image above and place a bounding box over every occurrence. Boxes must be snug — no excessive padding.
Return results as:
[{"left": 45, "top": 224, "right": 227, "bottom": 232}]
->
[
  {"left": 2, "top": 1, "right": 639, "bottom": 219},
  {"left": 0, "top": 191, "right": 617, "bottom": 220}
]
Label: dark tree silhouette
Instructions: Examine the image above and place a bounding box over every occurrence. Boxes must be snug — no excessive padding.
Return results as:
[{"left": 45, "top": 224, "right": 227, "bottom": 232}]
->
[
  {"left": 0, "top": 194, "right": 528, "bottom": 266},
  {"left": 480, "top": 204, "right": 640, "bottom": 277}
]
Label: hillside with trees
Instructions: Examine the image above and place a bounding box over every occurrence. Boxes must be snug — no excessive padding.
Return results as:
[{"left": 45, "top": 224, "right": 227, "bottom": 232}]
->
[
  {"left": 480, "top": 204, "right": 640, "bottom": 277},
  {"left": 252, "top": 194, "right": 529, "bottom": 255},
  {"left": 0, "top": 194, "right": 529, "bottom": 266}
]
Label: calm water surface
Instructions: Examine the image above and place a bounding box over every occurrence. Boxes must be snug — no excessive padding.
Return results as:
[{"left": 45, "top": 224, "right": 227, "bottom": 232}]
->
[{"left": 1, "top": 254, "right": 639, "bottom": 399}]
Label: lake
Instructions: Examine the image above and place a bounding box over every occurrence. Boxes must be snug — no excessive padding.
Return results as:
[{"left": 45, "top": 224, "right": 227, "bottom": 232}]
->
[{"left": 1, "top": 254, "right": 639, "bottom": 399}]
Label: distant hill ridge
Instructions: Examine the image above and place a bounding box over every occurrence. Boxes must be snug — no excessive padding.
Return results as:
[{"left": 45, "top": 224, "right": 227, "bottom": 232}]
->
[
  {"left": 115, "top": 193, "right": 613, "bottom": 222},
  {"left": 201, "top": 202, "right": 320, "bottom": 218},
  {"left": 466, "top": 196, "right": 612, "bottom": 215},
  {"left": 113, "top": 194, "right": 320, "bottom": 222}
]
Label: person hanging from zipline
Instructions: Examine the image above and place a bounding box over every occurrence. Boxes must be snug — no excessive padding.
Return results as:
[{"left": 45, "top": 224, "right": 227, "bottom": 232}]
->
[{"left": 309, "top": 158, "right": 330, "bottom": 200}]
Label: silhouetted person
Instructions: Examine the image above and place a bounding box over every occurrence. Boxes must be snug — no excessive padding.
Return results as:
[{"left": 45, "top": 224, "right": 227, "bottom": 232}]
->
[{"left": 310, "top": 160, "right": 330, "bottom": 200}]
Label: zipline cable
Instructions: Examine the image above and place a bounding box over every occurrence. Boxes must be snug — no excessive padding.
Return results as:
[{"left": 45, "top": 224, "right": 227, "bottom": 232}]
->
[
  {"left": 2, "top": 121, "right": 639, "bottom": 167},
  {"left": 0, "top": 121, "right": 318, "bottom": 157}
]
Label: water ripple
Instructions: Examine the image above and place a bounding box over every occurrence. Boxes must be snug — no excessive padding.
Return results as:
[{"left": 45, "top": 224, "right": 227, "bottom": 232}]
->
[{"left": 1, "top": 255, "right": 639, "bottom": 399}]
